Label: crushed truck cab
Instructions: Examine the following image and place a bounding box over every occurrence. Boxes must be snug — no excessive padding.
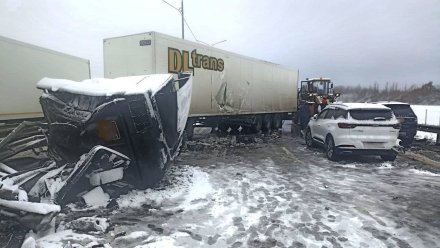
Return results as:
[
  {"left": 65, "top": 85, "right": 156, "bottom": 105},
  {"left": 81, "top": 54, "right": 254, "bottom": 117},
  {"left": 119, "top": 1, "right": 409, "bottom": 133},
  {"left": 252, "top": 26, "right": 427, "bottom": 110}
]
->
[
  {"left": 0, "top": 73, "right": 192, "bottom": 229},
  {"left": 38, "top": 73, "right": 193, "bottom": 188}
]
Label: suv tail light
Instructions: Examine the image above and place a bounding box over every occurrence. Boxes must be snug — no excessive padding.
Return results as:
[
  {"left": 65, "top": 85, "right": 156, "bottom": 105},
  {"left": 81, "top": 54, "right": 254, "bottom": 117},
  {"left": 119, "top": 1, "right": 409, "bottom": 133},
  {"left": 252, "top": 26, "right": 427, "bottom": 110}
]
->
[{"left": 338, "top": 123, "right": 357, "bottom": 129}]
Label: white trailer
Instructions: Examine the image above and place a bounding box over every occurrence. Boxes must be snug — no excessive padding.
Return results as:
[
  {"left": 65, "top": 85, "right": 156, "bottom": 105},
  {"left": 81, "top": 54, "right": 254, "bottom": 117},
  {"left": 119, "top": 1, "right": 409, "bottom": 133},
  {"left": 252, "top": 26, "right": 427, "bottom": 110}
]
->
[
  {"left": 0, "top": 36, "right": 90, "bottom": 121},
  {"left": 104, "top": 31, "right": 298, "bottom": 135}
]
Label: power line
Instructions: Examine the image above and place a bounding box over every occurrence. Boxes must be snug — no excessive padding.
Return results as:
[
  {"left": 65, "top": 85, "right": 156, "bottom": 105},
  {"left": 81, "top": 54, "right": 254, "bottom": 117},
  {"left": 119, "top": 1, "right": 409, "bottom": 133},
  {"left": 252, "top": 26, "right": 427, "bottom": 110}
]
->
[
  {"left": 161, "top": 0, "right": 180, "bottom": 12},
  {"left": 160, "top": 0, "right": 226, "bottom": 46},
  {"left": 183, "top": 18, "right": 205, "bottom": 45},
  {"left": 160, "top": 0, "right": 200, "bottom": 42}
]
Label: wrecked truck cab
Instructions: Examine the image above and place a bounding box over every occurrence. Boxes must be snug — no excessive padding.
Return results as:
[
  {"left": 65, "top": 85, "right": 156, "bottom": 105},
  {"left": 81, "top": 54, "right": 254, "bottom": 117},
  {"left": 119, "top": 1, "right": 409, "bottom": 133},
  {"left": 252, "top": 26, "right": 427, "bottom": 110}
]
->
[
  {"left": 0, "top": 73, "right": 192, "bottom": 230},
  {"left": 37, "top": 73, "right": 193, "bottom": 188}
]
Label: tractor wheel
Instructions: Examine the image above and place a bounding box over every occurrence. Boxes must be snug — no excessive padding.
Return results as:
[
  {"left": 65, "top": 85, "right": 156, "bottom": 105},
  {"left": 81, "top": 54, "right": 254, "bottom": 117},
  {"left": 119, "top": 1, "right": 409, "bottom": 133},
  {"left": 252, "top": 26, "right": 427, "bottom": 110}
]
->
[{"left": 293, "top": 113, "right": 299, "bottom": 125}]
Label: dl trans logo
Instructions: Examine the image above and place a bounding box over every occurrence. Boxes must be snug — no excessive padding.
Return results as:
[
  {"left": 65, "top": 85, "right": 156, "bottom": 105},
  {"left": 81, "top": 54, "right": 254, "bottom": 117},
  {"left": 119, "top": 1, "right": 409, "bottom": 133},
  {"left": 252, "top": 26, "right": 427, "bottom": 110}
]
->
[{"left": 168, "top": 47, "right": 224, "bottom": 74}]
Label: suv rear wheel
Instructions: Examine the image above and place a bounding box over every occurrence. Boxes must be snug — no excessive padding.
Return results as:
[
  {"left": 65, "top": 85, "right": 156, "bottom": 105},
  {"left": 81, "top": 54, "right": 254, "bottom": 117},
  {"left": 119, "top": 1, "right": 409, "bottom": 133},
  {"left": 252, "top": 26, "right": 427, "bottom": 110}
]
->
[
  {"left": 325, "top": 135, "right": 339, "bottom": 161},
  {"left": 305, "top": 128, "right": 315, "bottom": 148}
]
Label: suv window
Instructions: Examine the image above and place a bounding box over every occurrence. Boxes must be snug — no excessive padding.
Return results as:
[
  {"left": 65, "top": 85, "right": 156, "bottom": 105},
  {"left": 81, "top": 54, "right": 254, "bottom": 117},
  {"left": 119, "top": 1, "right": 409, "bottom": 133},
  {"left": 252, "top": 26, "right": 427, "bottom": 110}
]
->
[
  {"left": 333, "top": 108, "right": 348, "bottom": 119},
  {"left": 349, "top": 109, "right": 392, "bottom": 120},
  {"left": 318, "top": 109, "right": 328, "bottom": 119},
  {"left": 324, "top": 109, "right": 335, "bottom": 119},
  {"left": 322, "top": 107, "right": 347, "bottom": 119},
  {"left": 384, "top": 104, "right": 416, "bottom": 118}
]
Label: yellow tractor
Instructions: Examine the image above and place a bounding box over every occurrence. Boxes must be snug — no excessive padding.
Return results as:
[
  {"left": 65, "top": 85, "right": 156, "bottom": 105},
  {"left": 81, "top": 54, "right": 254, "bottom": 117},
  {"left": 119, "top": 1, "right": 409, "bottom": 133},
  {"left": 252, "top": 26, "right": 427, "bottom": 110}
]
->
[{"left": 297, "top": 77, "right": 341, "bottom": 130}]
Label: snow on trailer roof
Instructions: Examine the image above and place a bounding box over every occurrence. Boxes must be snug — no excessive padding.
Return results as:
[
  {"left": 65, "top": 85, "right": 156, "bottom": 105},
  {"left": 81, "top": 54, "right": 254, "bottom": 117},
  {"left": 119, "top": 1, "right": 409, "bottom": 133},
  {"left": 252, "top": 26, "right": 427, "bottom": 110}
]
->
[
  {"left": 329, "top": 102, "right": 391, "bottom": 110},
  {"left": 37, "top": 74, "right": 174, "bottom": 96}
]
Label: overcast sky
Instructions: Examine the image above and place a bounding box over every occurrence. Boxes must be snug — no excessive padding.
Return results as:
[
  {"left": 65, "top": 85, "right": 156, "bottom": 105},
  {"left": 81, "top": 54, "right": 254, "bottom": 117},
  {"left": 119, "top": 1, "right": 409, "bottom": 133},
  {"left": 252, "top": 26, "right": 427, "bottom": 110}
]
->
[{"left": 1, "top": 0, "right": 439, "bottom": 86}]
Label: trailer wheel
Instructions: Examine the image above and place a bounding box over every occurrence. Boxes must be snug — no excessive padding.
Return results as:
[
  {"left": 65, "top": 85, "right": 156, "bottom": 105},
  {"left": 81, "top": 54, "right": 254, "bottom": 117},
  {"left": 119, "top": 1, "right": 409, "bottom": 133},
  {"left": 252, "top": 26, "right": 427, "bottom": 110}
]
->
[
  {"left": 262, "top": 114, "right": 272, "bottom": 133},
  {"left": 272, "top": 114, "right": 282, "bottom": 130},
  {"left": 218, "top": 123, "right": 229, "bottom": 133},
  {"left": 251, "top": 116, "right": 262, "bottom": 133},
  {"left": 381, "top": 152, "right": 397, "bottom": 161},
  {"left": 229, "top": 124, "right": 240, "bottom": 134}
]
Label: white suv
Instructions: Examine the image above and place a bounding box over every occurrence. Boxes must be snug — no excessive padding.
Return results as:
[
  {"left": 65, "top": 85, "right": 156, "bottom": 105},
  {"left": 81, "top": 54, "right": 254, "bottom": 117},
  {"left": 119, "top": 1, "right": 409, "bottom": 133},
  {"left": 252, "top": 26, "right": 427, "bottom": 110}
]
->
[{"left": 305, "top": 103, "right": 400, "bottom": 161}]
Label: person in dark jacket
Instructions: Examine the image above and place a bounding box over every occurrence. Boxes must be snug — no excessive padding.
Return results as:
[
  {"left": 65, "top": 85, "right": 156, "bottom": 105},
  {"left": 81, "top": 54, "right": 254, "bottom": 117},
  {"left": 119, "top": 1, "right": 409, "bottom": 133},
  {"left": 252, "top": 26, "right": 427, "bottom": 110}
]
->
[
  {"left": 299, "top": 101, "right": 309, "bottom": 130},
  {"left": 320, "top": 96, "right": 328, "bottom": 111}
]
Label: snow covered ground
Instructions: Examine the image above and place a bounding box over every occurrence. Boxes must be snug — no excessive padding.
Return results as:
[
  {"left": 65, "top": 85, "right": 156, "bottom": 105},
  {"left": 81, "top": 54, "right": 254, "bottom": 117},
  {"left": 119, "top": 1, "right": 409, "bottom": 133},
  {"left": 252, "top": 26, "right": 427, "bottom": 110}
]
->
[
  {"left": 411, "top": 105, "right": 440, "bottom": 141},
  {"left": 13, "top": 125, "right": 440, "bottom": 248}
]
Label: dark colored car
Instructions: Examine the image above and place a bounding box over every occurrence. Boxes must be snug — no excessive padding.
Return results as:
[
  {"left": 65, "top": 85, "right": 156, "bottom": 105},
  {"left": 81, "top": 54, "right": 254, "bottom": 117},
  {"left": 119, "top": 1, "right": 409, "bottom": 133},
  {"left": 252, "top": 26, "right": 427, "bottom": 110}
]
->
[{"left": 376, "top": 102, "right": 418, "bottom": 147}]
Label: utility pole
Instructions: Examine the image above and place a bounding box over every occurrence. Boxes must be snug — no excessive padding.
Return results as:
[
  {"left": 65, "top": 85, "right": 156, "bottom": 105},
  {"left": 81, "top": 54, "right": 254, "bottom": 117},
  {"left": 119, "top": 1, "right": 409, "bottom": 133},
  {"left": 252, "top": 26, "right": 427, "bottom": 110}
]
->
[{"left": 181, "top": 0, "right": 184, "bottom": 39}]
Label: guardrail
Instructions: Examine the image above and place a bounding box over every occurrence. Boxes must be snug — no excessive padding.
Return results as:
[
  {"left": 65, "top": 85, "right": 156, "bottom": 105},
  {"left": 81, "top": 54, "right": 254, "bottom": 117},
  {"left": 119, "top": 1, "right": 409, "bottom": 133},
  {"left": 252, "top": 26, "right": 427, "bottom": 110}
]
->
[{"left": 417, "top": 124, "right": 440, "bottom": 144}]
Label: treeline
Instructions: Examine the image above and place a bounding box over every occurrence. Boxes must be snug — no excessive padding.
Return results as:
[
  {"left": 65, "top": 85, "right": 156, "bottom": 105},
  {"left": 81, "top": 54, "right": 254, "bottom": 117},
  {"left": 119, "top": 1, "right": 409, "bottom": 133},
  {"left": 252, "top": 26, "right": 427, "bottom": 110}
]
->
[{"left": 334, "top": 81, "right": 440, "bottom": 105}]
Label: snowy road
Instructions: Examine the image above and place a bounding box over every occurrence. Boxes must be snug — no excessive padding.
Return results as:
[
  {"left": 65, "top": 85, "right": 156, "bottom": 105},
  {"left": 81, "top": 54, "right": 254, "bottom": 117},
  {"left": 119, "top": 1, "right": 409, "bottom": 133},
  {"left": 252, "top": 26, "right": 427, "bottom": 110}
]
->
[{"left": 7, "top": 124, "right": 440, "bottom": 248}]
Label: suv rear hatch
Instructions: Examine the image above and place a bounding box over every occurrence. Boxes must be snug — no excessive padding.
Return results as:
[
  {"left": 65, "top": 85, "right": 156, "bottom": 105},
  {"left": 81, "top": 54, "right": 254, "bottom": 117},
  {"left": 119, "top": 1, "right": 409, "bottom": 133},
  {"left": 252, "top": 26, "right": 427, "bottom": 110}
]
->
[{"left": 347, "top": 109, "right": 399, "bottom": 149}]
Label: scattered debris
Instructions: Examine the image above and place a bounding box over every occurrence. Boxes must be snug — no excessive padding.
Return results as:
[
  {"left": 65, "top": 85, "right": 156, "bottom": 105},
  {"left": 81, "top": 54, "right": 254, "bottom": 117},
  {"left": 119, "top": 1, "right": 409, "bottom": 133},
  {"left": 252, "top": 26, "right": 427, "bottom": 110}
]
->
[
  {"left": 185, "top": 132, "right": 281, "bottom": 153},
  {"left": 114, "top": 231, "right": 126, "bottom": 238},
  {"left": 81, "top": 187, "right": 110, "bottom": 207},
  {"left": 0, "top": 146, "right": 129, "bottom": 230},
  {"left": 70, "top": 217, "right": 109, "bottom": 234}
]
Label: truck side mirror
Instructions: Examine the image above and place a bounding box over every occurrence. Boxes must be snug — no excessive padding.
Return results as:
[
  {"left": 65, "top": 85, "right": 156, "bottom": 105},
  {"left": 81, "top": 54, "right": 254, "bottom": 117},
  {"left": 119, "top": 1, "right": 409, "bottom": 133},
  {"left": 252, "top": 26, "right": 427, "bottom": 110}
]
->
[
  {"left": 312, "top": 114, "right": 318, "bottom": 120},
  {"left": 331, "top": 83, "right": 333, "bottom": 88}
]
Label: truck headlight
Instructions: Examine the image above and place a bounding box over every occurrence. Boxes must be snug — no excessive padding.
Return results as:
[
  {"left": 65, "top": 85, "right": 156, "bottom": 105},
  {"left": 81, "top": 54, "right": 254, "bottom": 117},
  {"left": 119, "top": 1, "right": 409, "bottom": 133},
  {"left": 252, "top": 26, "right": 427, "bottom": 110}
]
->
[{"left": 97, "top": 120, "right": 121, "bottom": 142}]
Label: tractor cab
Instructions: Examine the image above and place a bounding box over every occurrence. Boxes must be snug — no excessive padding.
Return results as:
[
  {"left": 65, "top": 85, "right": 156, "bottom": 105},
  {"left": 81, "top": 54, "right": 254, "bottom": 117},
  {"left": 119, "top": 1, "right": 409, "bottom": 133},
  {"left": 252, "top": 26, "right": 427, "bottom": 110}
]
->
[
  {"left": 297, "top": 77, "right": 341, "bottom": 130},
  {"left": 299, "top": 77, "right": 339, "bottom": 103}
]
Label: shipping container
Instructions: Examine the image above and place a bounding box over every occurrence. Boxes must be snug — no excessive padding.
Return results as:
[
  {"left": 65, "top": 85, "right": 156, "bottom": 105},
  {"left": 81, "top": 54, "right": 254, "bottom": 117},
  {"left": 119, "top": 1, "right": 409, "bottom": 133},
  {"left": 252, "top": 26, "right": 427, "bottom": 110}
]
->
[
  {"left": 104, "top": 31, "right": 298, "bottom": 135},
  {"left": 0, "top": 36, "right": 90, "bottom": 121}
]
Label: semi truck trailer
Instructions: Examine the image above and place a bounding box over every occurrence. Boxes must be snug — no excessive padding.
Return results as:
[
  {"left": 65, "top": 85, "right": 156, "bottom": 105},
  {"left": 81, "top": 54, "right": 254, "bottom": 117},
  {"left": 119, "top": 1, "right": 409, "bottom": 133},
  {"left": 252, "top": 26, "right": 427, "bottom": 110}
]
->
[
  {"left": 104, "top": 31, "right": 298, "bottom": 136},
  {"left": 0, "top": 36, "right": 90, "bottom": 121}
]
